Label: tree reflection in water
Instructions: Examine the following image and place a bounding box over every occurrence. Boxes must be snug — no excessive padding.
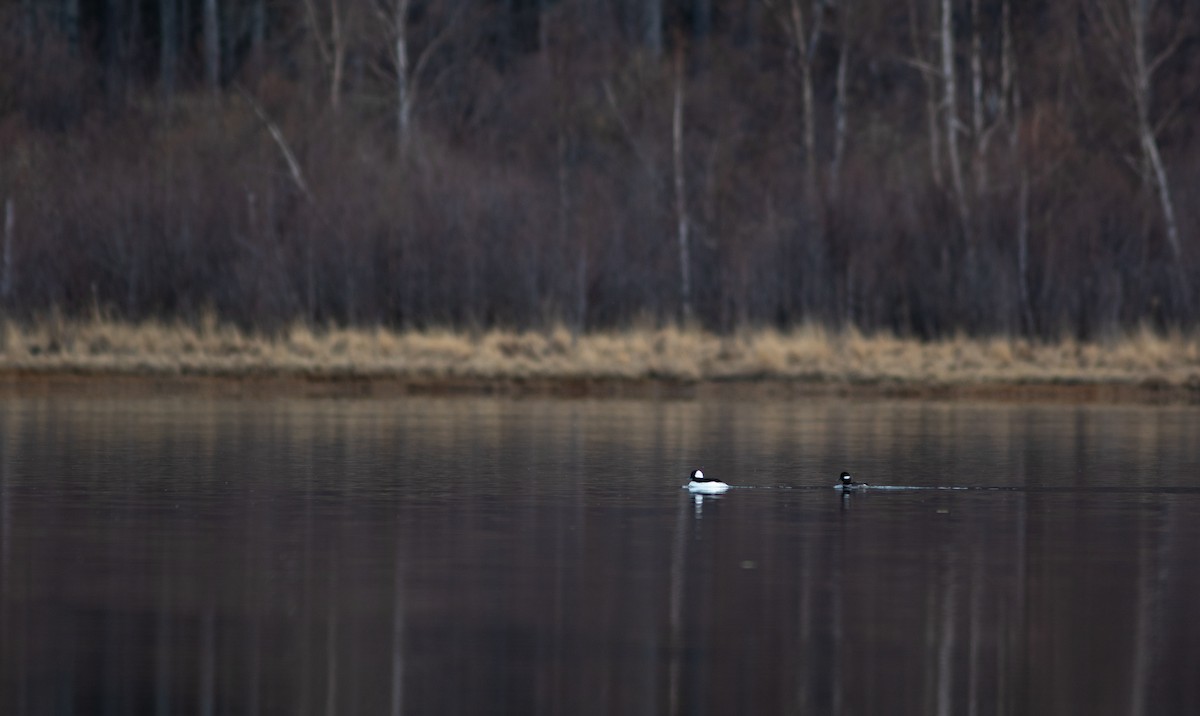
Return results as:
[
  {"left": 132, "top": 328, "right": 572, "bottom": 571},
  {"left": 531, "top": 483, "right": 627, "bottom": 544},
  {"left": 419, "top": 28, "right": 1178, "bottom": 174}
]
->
[{"left": 0, "top": 397, "right": 1198, "bottom": 714}]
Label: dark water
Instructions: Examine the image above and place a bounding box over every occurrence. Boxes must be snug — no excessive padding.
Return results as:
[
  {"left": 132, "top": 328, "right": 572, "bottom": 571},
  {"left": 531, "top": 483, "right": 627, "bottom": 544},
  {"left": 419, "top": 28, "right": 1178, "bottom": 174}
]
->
[{"left": 2, "top": 396, "right": 1199, "bottom": 715}]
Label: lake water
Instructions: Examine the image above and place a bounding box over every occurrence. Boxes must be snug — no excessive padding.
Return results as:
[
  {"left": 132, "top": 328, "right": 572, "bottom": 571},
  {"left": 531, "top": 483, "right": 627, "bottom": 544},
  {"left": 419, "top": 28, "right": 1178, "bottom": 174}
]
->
[{"left": 2, "top": 395, "right": 1199, "bottom": 715}]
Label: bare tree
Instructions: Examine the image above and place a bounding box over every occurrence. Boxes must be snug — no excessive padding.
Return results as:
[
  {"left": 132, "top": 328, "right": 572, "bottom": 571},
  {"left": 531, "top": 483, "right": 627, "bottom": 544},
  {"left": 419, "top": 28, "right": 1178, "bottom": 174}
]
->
[
  {"left": 643, "top": 0, "right": 663, "bottom": 56},
  {"left": 4, "top": 0, "right": 1200, "bottom": 334},
  {"left": 673, "top": 47, "right": 693, "bottom": 323},
  {"left": 780, "top": 0, "right": 827, "bottom": 195},
  {"left": 330, "top": 0, "right": 346, "bottom": 112},
  {"left": 160, "top": 0, "right": 177, "bottom": 102},
  {"left": 969, "top": 0, "right": 986, "bottom": 194},
  {"left": 939, "top": 0, "right": 971, "bottom": 244},
  {"left": 830, "top": 2, "right": 851, "bottom": 197},
  {"left": 392, "top": 0, "right": 413, "bottom": 154},
  {"left": 63, "top": 0, "right": 81, "bottom": 52},
  {"left": 372, "top": 0, "right": 467, "bottom": 158},
  {"left": 1086, "top": 0, "right": 1188, "bottom": 299},
  {"left": 20, "top": 0, "right": 36, "bottom": 42},
  {"left": 303, "top": 0, "right": 351, "bottom": 112},
  {"left": 908, "top": 0, "right": 944, "bottom": 188},
  {"left": 1001, "top": 0, "right": 1035, "bottom": 334},
  {"left": 2, "top": 198, "right": 12, "bottom": 306},
  {"left": 251, "top": 0, "right": 266, "bottom": 61},
  {"left": 203, "top": 0, "right": 220, "bottom": 91}
]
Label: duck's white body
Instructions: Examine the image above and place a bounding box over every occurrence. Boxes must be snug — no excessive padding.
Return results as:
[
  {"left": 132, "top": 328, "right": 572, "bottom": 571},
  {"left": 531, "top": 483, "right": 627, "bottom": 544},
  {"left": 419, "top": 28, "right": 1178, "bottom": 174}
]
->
[
  {"left": 687, "top": 479, "right": 730, "bottom": 494},
  {"left": 686, "top": 469, "right": 729, "bottom": 494}
]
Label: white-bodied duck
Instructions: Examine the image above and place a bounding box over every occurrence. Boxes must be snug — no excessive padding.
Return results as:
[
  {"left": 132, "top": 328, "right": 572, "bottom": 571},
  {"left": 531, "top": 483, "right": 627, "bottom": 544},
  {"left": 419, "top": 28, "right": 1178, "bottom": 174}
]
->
[{"left": 686, "top": 468, "right": 730, "bottom": 494}]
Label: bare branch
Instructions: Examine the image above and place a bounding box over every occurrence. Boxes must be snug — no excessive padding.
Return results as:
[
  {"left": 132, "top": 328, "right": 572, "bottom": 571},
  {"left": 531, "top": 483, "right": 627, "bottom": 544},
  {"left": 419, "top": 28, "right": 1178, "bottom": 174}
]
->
[
  {"left": 237, "top": 85, "right": 313, "bottom": 200},
  {"left": 302, "top": 0, "right": 332, "bottom": 66},
  {"left": 1147, "top": 24, "right": 1186, "bottom": 78},
  {"left": 893, "top": 54, "right": 941, "bottom": 79},
  {"left": 601, "top": 81, "right": 656, "bottom": 175}
]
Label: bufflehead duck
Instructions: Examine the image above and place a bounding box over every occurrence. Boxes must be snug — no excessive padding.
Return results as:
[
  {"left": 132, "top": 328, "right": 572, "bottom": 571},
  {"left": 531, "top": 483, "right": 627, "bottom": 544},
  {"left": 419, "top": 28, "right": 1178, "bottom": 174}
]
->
[
  {"left": 835, "top": 471, "right": 869, "bottom": 490},
  {"left": 686, "top": 468, "right": 730, "bottom": 494}
]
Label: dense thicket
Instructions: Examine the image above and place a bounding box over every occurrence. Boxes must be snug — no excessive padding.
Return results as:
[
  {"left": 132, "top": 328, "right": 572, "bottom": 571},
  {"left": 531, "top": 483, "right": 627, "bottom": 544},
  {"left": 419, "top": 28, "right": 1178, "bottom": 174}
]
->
[{"left": 1, "top": 0, "right": 1198, "bottom": 337}]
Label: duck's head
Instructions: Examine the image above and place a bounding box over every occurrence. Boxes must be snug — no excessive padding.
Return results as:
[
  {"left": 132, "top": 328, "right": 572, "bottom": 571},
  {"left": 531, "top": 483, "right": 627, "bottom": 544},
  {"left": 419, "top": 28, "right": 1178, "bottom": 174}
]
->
[
  {"left": 840, "top": 471, "right": 853, "bottom": 485},
  {"left": 691, "top": 468, "right": 706, "bottom": 481}
]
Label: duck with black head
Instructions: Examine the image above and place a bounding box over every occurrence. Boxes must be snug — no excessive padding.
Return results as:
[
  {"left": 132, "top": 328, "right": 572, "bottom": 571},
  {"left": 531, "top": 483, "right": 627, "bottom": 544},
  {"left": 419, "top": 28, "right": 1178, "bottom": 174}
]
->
[
  {"left": 686, "top": 468, "right": 729, "bottom": 494},
  {"left": 834, "top": 471, "right": 869, "bottom": 491}
]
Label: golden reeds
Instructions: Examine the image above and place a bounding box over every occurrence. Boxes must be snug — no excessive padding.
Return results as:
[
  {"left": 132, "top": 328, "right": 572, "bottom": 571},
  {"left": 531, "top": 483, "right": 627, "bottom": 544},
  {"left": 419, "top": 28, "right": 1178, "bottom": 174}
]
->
[{"left": 0, "top": 317, "right": 1197, "bottom": 389}]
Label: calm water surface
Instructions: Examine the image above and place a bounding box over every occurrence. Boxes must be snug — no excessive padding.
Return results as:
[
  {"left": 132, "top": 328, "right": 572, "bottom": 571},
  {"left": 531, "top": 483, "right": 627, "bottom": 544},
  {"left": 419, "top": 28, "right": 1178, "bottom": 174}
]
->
[{"left": 2, "top": 396, "right": 1199, "bottom": 715}]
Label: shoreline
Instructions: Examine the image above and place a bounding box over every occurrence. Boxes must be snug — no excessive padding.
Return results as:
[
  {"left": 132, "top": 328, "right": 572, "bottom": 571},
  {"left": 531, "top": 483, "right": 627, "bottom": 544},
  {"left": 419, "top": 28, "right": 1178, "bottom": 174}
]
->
[
  {"left": 1, "top": 320, "right": 1198, "bottom": 403},
  {"left": 1, "top": 369, "right": 1196, "bottom": 404}
]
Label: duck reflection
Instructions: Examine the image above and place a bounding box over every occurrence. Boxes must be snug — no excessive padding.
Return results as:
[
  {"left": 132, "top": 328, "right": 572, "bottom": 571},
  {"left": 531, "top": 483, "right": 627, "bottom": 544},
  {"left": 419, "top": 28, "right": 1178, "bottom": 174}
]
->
[{"left": 692, "top": 491, "right": 724, "bottom": 518}]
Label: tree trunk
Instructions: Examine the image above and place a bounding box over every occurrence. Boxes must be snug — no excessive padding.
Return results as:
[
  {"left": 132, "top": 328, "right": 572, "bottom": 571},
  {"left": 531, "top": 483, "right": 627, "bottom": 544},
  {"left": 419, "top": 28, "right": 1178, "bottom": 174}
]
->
[
  {"left": 693, "top": 0, "right": 712, "bottom": 39},
  {"left": 941, "top": 0, "right": 971, "bottom": 243},
  {"left": 830, "top": 32, "right": 850, "bottom": 198},
  {"left": 64, "top": 0, "right": 81, "bottom": 52},
  {"left": 644, "top": 0, "right": 662, "bottom": 57},
  {"left": 1000, "top": 0, "right": 1013, "bottom": 128},
  {"left": 20, "top": 0, "right": 35, "bottom": 42},
  {"left": 1002, "top": 0, "right": 1033, "bottom": 334},
  {"left": 330, "top": 0, "right": 344, "bottom": 112},
  {"left": 2, "top": 198, "right": 12, "bottom": 306},
  {"left": 801, "top": 58, "right": 817, "bottom": 195},
  {"left": 395, "top": 0, "right": 413, "bottom": 157},
  {"left": 104, "top": 0, "right": 124, "bottom": 98},
  {"left": 203, "top": 0, "right": 220, "bottom": 91},
  {"left": 673, "top": 51, "right": 692, "bottom": 324},
  {"left": 909, "top": 0, "right": 943, "bottom": 188},
  {"left": 556, "top": 129, "right": 585, "bottom": 339},
  {"left": 1016, "top": 169, "right": 1033, "bottom": 333},
  {"left": 1128, "top": 0, "right": 1186, "bottom": 301},
  {"left": 788, "top": 0, "right": 824, "bottom": 197},
  {"left": 970, "top": 0, "right": 987, "bottom": 195},
  {"left": 251, "top": 0, "right": 266, "bottom": 63}
]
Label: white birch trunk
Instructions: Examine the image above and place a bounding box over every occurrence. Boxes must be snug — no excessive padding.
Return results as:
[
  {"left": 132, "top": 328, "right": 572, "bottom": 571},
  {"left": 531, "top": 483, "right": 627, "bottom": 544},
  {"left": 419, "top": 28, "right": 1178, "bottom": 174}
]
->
[
  {"left": 940, "top": 0, "right": 972, "bottom": 243},
  {"left": 1128, "top": 0, "right": 1186, "bottom": 296},
  {"left": 395, "top": 0, "right": 413, "bottom": 157},
  {"left": 330, "top": 0, "right": 344, "bottom": 112}
]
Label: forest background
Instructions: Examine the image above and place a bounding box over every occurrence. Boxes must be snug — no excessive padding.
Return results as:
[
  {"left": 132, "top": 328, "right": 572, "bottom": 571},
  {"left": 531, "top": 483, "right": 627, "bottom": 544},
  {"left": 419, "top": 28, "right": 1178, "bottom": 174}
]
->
[{"left": 1, "top": 0, "right": 1198, "bottom": 345}]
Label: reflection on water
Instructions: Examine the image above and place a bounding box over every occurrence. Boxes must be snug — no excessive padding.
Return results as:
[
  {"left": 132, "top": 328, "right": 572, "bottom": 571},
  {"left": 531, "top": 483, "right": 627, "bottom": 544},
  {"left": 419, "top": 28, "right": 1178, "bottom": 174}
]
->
[{"left": 1, "top": 397, "right": 1199, "bottom": 714}]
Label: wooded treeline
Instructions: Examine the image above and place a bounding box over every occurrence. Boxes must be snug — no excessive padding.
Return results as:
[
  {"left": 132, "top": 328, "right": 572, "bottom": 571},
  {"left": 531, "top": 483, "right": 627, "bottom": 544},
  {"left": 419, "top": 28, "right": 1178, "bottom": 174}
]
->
[{"left": 1, "top": 0, "right": 1198, "bottom": 337}]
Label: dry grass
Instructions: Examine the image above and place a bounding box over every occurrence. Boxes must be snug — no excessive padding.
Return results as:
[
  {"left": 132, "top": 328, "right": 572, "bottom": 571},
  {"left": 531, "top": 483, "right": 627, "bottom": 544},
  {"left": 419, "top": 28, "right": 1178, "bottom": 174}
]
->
[{"left": 1, "top": 316, "right": 1199, "bottom": 390}]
